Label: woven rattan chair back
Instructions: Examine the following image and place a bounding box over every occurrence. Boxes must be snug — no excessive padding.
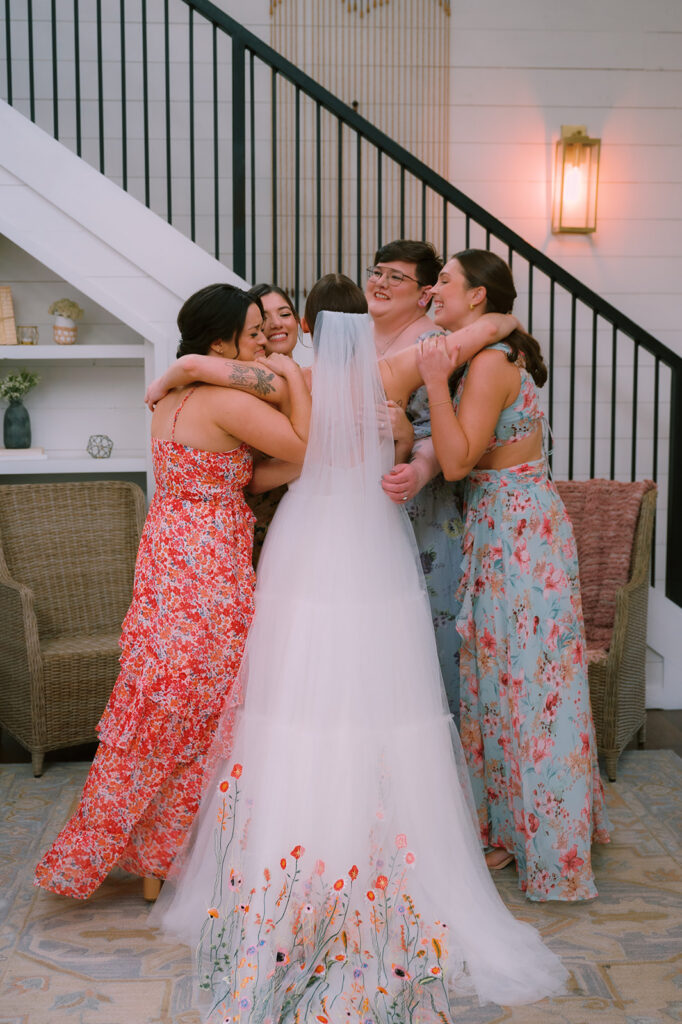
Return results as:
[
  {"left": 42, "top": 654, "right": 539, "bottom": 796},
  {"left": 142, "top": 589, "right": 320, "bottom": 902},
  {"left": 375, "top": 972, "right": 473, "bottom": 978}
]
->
[
  {"left": 556, "top": 479, "right": 657, "bottom": 780},
  {"left": 0, "top": 481, "right": 146, "bottom": 773},
  {"left": 0, "top": 481, "right": 145, "bottom": 640}
]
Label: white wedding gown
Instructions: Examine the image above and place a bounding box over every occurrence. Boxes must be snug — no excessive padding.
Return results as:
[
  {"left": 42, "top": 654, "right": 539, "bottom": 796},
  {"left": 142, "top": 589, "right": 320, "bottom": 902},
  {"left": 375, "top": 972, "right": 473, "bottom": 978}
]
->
[{"left": 151, "top": 312, "right": 568, "bottom": 1023}]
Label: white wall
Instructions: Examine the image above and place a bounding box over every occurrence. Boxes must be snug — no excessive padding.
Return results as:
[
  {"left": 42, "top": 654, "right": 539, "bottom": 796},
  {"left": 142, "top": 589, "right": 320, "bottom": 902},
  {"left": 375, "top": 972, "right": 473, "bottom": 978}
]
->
[{"left": 447, "top": 0, "right": 682, "bottom": 359}]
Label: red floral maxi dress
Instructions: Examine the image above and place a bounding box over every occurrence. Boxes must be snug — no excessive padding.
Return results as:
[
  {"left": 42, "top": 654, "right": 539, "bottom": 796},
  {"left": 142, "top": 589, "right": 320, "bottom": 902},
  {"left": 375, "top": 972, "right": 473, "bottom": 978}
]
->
[{"left": 34, "top": 399, "right": 255, "bottom": 899}]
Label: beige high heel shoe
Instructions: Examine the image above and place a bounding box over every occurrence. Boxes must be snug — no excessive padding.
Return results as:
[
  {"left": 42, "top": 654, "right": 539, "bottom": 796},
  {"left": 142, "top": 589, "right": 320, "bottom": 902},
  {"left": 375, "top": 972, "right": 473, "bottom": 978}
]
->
[
  {"left": 143, "top": 876, "right": 162, "bottom": 901},
  {"left": 485, "top": 849, "right": 515, "bottom": 871}
]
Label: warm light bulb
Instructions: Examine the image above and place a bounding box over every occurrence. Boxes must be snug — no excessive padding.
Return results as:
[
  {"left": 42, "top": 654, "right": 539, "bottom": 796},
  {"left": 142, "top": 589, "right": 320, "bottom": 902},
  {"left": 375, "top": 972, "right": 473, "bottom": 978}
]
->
[{"left": 562, "top": 163, "right": 587, "bottom": 213}]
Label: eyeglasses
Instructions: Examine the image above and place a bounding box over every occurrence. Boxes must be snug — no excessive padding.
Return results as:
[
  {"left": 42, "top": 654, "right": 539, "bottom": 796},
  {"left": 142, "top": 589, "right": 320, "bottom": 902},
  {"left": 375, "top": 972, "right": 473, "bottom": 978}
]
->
[{"left": 366, "top": 266, "right": 420, "bottom": 287}]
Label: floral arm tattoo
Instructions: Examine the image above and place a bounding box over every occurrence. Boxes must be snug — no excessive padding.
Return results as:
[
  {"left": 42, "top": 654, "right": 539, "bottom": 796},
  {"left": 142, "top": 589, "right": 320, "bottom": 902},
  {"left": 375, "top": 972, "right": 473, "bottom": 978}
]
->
[{"left": 227, "top": 364, "right": 278, "bottom": 398}]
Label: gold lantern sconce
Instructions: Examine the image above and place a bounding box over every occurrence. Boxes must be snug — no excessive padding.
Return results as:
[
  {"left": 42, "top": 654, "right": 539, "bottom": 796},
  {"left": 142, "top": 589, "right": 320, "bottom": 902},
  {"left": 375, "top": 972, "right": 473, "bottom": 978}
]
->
[{"left": 552, "top": 125, "right": 601, "bottom": 234}]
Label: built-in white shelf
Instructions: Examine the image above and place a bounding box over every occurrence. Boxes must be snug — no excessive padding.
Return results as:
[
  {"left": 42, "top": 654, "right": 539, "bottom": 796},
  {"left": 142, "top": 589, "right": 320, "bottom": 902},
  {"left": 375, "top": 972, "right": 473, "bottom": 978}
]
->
[
  {"left": 0, "top": 452, "right": 146, "bottom": 474},
  {"left": 0, "top": 344, "right": 144, "bottom": 362},
  {"left": 0, "top": 342, "right": 150, "bottom": 485}
]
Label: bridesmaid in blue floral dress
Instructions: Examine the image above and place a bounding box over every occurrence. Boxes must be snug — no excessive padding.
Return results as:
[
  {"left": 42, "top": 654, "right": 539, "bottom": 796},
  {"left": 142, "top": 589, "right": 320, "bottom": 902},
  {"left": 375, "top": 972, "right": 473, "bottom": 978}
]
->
[
  {"left": 368, "top": 239, "right": 464, "bottom": 721},
  {"left": 403, "top": 384, "right": 465, "bottom": 722},
  {"left": 418, "top": 249, "right": 610, "bottom": 901}
]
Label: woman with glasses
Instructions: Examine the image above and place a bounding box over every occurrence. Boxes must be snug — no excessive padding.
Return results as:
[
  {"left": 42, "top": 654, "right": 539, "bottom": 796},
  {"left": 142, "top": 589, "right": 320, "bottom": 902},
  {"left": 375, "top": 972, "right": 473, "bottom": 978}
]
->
[{"left": 368, "top": 240, "right": 465, "bottom": 725}]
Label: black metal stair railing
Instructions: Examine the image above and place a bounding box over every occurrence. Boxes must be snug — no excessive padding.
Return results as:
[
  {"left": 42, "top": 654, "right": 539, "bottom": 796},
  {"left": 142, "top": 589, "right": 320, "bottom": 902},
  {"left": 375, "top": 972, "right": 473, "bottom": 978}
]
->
[{"left": 1, "top": 0, "right": 681, "bottom": 606}]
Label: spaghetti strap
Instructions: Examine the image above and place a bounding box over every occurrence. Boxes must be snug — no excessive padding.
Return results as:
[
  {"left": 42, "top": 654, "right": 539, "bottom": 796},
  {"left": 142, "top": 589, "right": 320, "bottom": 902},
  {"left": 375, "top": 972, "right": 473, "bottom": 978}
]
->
[{"left": 171, "top": 387, "right": 197, "bottom": 441}]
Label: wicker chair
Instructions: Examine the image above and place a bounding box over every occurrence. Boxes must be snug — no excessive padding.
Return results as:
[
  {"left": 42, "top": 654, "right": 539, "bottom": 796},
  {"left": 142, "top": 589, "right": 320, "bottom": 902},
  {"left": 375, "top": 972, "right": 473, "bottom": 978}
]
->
[
  {"left": 556, "top": 479, "right": 657, "bottom": 781},
  {"left": 0, "top": 481, "right": 145, "bottom": 775}
]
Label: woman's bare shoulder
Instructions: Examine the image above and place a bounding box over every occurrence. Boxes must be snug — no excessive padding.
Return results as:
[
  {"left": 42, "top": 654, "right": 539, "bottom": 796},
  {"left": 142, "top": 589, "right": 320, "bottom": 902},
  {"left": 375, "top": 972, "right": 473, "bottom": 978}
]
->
[{"left": 464, "top": 347, "right": 520, "bottom": 391}]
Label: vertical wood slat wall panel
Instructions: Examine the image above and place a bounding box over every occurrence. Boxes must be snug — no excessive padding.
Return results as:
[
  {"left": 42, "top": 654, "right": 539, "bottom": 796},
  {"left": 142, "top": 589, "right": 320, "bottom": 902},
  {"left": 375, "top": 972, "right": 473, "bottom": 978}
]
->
[{"left": 271, "top": 0, "right": 450, "bottom": 300}]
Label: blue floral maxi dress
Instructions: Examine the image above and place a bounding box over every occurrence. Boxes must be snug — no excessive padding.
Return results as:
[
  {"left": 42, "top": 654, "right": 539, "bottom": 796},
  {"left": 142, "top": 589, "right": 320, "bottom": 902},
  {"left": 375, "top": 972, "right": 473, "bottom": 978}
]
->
[
  {"left": 455, "top": 344, "right": 610, "bottom": 901},
  {"left": 406, "top": 332, "right": 465, "bottom": 723}
]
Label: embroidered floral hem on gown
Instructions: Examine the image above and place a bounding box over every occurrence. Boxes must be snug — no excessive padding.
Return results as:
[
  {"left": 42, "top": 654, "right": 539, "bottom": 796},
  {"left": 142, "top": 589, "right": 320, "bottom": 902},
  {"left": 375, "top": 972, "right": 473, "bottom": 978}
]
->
[
  {"left": 34, "top": 428, "right": 255, "bottom": 899},
  {"left": 151, "top": 314, "right": 568, "bottom": 1022},
  {"left": 455, "top": 344, "right": 610, "bottom": 902}
]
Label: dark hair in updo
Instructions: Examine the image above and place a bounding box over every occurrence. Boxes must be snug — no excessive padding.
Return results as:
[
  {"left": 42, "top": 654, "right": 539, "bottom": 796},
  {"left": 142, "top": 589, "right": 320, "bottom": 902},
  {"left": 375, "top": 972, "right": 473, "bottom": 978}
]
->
[
  {"left": 176, "top": 283, "right": 263, "bottom": 359},
  {"left": 304, "top": 273, "right": 367, "bottom": 336},
  {"left": 247, "top": 283, "right": 299, "bottom": 323},
  {"left": 452, "top": 249, "right": 547, "bottom": 387}
]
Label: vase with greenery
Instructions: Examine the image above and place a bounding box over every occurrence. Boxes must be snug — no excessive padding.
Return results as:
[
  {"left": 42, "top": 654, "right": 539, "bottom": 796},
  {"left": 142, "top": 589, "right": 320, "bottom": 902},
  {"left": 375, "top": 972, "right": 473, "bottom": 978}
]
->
[
  {"left": 0, "top": 370, "right": 40, "bottom": 448},
  {"left": 49, "top": 298, "right": 84, "bottom": 345}
]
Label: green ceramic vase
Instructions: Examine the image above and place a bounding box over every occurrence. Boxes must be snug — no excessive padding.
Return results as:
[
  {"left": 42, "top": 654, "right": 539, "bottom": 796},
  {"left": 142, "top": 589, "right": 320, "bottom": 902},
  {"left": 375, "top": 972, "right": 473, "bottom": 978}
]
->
[{"left": 3, "top": 399, "right": 31, "bottom": 448}]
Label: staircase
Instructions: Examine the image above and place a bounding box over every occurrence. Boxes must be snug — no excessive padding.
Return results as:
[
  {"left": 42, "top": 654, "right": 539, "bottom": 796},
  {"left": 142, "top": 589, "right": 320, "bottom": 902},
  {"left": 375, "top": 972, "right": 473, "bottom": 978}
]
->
[
  {"left": 0, "top": 101, "right": 246, "bottom": 377},
  {"left": 1, "top": 0, "right": 681, "bottom": 703}
]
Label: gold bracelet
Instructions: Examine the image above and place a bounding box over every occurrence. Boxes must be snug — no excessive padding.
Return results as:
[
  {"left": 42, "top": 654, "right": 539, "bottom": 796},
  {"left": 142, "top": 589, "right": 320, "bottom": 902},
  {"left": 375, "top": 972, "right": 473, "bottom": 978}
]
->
[{"left": 428, "top": 400, "right": 452, "bottom": 409}]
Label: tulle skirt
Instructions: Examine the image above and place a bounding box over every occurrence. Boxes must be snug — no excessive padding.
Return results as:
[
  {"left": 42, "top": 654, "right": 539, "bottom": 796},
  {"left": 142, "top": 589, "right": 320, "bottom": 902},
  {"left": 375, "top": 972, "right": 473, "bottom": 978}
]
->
[{"left": 152, "top": 475, "right": 568, "bottom": 1022}]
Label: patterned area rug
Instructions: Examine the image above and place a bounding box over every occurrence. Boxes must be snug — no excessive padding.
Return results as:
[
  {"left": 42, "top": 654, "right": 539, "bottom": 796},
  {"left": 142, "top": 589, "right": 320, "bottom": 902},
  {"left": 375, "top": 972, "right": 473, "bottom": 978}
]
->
[{"left": 1, "top": 750, "right": 681, "bottom": 1024}]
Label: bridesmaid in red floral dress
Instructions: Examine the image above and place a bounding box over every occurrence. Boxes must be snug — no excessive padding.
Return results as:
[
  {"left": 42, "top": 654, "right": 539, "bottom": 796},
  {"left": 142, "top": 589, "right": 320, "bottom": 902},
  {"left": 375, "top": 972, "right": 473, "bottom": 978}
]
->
[{"left": 34, "top": 284, "right": 310, "bottom": 900}]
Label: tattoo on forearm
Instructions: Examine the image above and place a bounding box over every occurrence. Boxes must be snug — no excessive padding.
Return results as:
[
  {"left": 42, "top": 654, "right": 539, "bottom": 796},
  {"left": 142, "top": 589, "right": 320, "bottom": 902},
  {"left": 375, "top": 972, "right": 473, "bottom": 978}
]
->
[{"left": 228, "top": 364, "right": 277, "bottom": 396}]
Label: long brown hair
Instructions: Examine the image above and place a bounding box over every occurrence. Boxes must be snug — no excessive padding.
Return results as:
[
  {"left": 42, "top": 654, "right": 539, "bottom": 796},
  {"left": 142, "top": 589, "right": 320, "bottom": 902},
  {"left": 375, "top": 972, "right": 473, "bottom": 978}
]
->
[
  {"left": 247, "top": 283, "right": 299, "bottom": 324},
  {"left": 452, "top": 249, "right": 547, "bottom": 387}
]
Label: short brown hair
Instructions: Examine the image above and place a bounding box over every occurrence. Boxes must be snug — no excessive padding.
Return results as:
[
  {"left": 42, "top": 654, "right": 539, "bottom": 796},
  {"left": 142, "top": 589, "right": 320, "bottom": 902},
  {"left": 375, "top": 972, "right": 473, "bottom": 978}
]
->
[
  {"left": 373, "top": 239, "right": 442, "bottom": 287},
  {"left": 304, "top": 273, "right": 368, "bottom": 336}
]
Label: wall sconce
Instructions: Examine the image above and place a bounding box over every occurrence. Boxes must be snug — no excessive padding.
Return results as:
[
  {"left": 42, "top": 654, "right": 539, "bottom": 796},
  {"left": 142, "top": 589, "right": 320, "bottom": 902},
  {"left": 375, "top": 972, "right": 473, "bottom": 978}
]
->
[{"left": 552, "top": 125, "right": 601, "bottom": 234}]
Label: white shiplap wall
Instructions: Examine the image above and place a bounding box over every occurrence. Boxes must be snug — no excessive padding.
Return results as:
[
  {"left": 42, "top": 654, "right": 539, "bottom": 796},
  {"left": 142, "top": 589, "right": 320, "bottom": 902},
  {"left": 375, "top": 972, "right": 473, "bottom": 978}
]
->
[{"left": 447, "top": 1, "right": 682, "bottom": 357}]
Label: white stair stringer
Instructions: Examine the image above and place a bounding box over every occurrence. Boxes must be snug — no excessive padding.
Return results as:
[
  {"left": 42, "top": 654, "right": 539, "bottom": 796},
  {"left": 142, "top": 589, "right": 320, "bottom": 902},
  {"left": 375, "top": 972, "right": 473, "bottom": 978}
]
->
[{"left": 0, "top": 99, "right": 247, "bottom": 377}]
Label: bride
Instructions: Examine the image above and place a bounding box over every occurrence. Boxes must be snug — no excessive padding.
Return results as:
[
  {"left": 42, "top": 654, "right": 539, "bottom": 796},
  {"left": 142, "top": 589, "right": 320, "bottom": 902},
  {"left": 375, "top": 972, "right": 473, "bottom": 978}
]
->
[{"left": 151, "top": 303, "right": 568, "bottom": 1023}]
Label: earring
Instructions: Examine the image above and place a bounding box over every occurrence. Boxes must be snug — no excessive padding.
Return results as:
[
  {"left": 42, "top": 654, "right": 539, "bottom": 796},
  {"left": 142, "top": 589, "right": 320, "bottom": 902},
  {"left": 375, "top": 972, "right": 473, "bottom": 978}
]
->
[
  {"left": 297, "top": 324, "right": 312, "bottom": 349},
  {"left": 469, "top": 303, "right": 476, "bottom": 311}
]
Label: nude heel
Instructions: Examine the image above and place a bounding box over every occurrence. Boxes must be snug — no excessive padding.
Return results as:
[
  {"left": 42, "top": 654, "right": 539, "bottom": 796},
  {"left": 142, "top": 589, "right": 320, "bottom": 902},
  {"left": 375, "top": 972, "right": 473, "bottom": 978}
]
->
[
  {"left": 143, "top": 876, "right": 162, "bottom": 901},
  {"left": 485, "top": 849, "right": 515, "bottom": 871}
]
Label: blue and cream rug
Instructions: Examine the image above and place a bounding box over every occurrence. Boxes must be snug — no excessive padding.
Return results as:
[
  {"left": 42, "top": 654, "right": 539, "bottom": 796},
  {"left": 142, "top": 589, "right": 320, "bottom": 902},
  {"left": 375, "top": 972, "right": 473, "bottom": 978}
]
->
[{"left": 1, "top": 750, "right": 681, "bottom": 1024}]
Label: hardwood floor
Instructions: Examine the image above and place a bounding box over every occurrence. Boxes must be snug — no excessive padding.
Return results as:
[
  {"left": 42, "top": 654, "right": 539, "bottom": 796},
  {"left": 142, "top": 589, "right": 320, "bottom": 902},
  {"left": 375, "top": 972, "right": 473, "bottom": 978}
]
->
[{"left": 2, "top": 709, "right": 682, "bottom": 767}]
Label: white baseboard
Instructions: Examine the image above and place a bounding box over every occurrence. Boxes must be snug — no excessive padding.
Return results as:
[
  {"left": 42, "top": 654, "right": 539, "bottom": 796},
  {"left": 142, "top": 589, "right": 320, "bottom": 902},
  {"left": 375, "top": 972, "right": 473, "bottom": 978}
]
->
[{"left": 646, "top": 587, "right": 682, "bottom": 710}]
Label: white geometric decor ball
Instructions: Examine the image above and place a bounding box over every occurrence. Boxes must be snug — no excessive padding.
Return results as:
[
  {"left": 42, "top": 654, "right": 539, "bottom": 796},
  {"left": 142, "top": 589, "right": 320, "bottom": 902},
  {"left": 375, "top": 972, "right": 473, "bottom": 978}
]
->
[{"left": 86, "top": 434, "right": 114, "bottom": 459}]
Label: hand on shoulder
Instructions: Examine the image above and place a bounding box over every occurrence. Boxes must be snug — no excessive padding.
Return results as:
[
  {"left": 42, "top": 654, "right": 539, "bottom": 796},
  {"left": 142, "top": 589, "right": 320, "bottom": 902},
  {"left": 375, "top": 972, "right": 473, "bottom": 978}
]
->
[{"left": 256, "top": 352, "right": 301, "bottom": 379}]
